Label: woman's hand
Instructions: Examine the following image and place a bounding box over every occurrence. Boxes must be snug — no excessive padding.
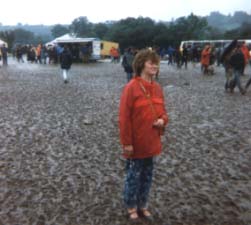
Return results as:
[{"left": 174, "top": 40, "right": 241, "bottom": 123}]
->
[
  {"left": 123, "top": 145, "right": 134, "bottom": 156},
  {"left": 153, "top": 118, "right": 164, "bottom": 128}
]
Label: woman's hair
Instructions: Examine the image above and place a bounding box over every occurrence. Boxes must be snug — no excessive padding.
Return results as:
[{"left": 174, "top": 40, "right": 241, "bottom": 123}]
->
[{"left": 133, "top": 48, "right": 160, "bottom": 76}]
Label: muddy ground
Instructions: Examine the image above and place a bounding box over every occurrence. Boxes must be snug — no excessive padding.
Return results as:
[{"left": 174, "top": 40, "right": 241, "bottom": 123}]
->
[{"left": 0, "top": 58, "right": 251, "bottom": 225}]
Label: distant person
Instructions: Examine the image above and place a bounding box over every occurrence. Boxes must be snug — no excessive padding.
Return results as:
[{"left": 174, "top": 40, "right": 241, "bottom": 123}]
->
[
  {"left": 122, "top": 47, "right": 135, "bottom": 82},
  {"left": 201, "top": 45, "right": 211, "bottom": 75},
  {"left": 175, "top": 47, "right": 182, "bottom": 68},
  {"left": 208, "top": 46, "right": 216, "bottom": 75},
  {"left": 181, "top": 46, "right": 188, "bottom": 69},
  {"left": 119, "top": 48, "right": 168, "bottom": 222},
  {"left": 242, "top": 44, "right": 251, "bottom": 91},
  {"left": 36, "top": 44, "right": 42, "bottom": 64},
  {"left": 1, "top": 44, "right": 8, "bottom": 66},
  {"left": 167, "top": 46, "right": 175, "bottom": 65},
  {"left": 110, "top": 47, "right": 119, "bottom": 63},
  {"left": 229, "top": 44, "right": 246, "bottom": 94},
  {"left": 114, "top": 48, "right": 120, "bottom": 63},
  {"left": 41, "top": 45, "right": 48, "bottom": 64},
  {"left": 220, "top": 40, "right": 237, "bottom": 92},
  {"left": 216, "top": 47, "right": 223, "bottom": 66},
  {"left": 110, "top": 47, "right": 116, "bottom": 63},
  {"left": 48, "top": 46, "right": 58, "bottom": 64},
  {"left": 28, "top": 45, "right": 37, "bottom": 63},
  {"left": 16, "top": 45, "right": 24, "bottom": 63},
  {"left": 191, "top": 46, "right": 200, "bottom": 67},
  {"left": 59, "top": 45, "right": 72, "bottom": 84},
  {"left": 241, "top": 41, "right": 250, "bottom": 75}
]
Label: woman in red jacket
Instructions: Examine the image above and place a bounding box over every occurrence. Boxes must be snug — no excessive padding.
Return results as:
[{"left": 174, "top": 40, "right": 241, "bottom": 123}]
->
[{"left": 119, "top": 48, "right": 168, "bottom": 221}]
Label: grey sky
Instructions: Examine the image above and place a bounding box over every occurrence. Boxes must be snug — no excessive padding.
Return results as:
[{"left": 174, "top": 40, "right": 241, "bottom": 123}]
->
[{"left": 0, "top": 0, "right": 250, "bottom": 25}]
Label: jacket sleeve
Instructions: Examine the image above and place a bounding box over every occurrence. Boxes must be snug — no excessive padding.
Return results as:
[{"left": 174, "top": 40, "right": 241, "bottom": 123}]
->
[{"left": 119, "top": 84, "right": 134, "bottom": 146}]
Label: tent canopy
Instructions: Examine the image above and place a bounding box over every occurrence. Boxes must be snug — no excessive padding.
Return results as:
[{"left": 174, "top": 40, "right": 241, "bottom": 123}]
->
[
  {"left": 46, "top": 34, "right": 100, "bottom": 46},
  {"left": 0, "top": 39, "right": 8, "bottom": 47}
]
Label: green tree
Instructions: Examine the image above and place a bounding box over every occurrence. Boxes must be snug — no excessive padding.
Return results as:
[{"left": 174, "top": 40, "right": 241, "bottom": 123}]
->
[
  {"left": 165, "top": 13, "right": 210, "bottom": 47},
  {"left": 93, "top": 23, "right": 109, "bottom": 39},
  {"left": 0, "top": 30, "right": 15, "bottom": 50},
  {"left": 13, "top": 28, "right": 35, "bottom": 44},
  {"left": 231, "top": 11, "right": 251, "bottom": 24},
  {"left": 224, "top": 22, "right": 251, "bottom": 39},
  {"left": 206, "top": 26, "right": 224, "bottom": 40},
  {"left": 239, "top": 22, "right": 251, "bottom": 39},
  {"left": 207, "top": 11, "right": 231, "bottom": 30},
  {"left": 107, "top": 17, "right": 156, "bottom": 50},
  {"left": 51, "top": 24, "right": 69, "bottom": 38},
  {"left": 152, "top": 23, "right": 170, "bottom": 47},
  {"left": 69, "top": 16, "right": 94, "bottom": 37}
]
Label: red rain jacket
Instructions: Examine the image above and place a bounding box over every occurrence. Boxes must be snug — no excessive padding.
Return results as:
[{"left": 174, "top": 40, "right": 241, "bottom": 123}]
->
[
  {"left": 201, "top": 48, "right": 210, "bottom": 66},
  {"left": 119, "top": 77, "right": 168, "bottom": 159},
  {"left": 241, "top": 45, "right": 250, "bottom": 65}
]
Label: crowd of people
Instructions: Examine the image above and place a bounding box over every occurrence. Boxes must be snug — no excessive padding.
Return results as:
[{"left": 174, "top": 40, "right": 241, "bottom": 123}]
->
[
  {"left": 219, "top": 40, "right": 251, "bottom": 94},
  {"left": 121, "top": 41, "right": 251, "bottom": 95},
  {"left": 1, "top": 40, "right": 251, "bottom": 93},
  {"left": 8, "top": 43, "right": 93, "bottom": 65},
  {"left": 11, "top": 44, "right": 60, "bottom": 64}
]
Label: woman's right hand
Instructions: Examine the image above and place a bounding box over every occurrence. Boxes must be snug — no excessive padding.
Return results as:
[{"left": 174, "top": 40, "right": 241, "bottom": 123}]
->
[
  {"left": 153, "top": 118, "right": 165, "bottom": 128},
  {"left": 123, "top": 145, "right": 134, "bottom": 156}
]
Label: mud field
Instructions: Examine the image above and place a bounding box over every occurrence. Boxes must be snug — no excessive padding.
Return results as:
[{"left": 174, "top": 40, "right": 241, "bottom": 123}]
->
[{"left": 0, "top": 58, "right": 251, "bottom": 225}]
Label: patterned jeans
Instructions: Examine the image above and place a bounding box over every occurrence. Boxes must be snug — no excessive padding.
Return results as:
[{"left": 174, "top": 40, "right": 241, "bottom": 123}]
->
[{"left": 124, "top": 157, "right": 154, "bottom": 209}]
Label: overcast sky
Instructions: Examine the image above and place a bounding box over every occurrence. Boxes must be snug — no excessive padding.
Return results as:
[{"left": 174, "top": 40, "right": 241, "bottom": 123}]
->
[{"left": 0, "top": 0, "right": 250, "bottom": 25}]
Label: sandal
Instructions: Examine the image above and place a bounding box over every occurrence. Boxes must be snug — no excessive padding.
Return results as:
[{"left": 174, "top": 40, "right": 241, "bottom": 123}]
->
[
  {"left": 127, "top": 208, "right": 139, "bottom": 221},
  {"left": 139, "top": 208, "right": 153, "bottom": 221}
]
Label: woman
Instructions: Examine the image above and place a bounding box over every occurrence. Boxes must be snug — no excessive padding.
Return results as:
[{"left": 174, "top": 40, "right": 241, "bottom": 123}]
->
[{"left": 119, "top": 49, "right": 168, "bottom": 221}]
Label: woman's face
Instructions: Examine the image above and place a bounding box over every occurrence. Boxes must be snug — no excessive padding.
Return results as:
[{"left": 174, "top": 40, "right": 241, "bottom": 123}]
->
[{"left": 142, "top": 60, "right": 159, "bottom": 77}]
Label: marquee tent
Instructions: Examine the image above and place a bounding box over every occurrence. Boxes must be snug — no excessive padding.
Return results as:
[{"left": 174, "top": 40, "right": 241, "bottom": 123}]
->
[
  {"left": 0, "top": 39, "right": 8, "bottom": 47},
  {"left": 46, "top": 34, "right": 99, "bottom": 46}
]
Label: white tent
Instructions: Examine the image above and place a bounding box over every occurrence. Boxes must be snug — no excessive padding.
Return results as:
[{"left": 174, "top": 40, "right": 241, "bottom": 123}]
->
[
  {"left": 0, "top": 39, "right": 8, "bottom": 47},
  {"left": 45, "top": 34, "right": 74, "bottom": 46},
  {"left": 45, "top": 33, "right": 101, "bottom": 60},
  {"left": 46, "top": 33, "right": 99, "bottom": 46}
]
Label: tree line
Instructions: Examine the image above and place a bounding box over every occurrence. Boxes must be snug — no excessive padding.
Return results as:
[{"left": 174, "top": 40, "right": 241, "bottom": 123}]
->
[{"left": 0, "top": 11, "right": 251, "bottom": 51}]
